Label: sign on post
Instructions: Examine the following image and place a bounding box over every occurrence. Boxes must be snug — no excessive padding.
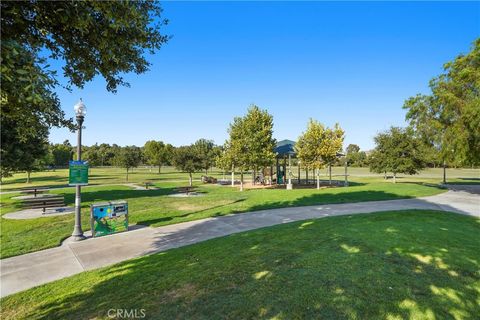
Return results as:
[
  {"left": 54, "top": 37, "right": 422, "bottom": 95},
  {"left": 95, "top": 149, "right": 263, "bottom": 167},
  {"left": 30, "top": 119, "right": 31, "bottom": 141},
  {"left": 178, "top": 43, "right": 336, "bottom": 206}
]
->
[{"left": 69, "top": 160, "right": 89, "bottom": 186}]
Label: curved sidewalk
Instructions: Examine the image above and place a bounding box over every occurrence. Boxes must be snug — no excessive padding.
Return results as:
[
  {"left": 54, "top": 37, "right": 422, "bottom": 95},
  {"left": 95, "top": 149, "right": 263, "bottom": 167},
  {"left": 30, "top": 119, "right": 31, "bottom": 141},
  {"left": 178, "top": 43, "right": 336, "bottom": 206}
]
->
[{"left": 1, "top": 188, "right": 478, "bottom": 298}]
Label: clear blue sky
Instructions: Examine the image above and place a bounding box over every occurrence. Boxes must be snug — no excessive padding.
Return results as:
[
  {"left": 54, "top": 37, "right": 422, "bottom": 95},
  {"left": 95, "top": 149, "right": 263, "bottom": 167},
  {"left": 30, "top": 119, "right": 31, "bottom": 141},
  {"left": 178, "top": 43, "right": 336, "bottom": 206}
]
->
[{"left": 49, "top": 1, "right": 480, "bottom": 151}]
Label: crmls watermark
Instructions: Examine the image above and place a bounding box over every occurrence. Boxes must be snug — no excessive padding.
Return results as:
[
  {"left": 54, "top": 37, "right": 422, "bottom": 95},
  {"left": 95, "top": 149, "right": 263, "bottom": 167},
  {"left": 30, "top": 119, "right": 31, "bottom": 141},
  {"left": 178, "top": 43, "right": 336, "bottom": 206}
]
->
[{"left": 107, "top": 309, "right": 146, "bottom": 319}]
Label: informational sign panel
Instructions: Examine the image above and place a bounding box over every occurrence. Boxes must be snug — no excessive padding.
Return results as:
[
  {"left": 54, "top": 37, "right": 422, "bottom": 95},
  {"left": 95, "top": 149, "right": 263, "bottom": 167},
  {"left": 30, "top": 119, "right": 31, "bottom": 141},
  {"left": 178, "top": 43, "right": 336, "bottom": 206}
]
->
[
  {"left": 69, "top": 160, "right": 89, "bottom": 186},
  {"left": 90, "top": 201, "right": 129, "bottom": 237}
]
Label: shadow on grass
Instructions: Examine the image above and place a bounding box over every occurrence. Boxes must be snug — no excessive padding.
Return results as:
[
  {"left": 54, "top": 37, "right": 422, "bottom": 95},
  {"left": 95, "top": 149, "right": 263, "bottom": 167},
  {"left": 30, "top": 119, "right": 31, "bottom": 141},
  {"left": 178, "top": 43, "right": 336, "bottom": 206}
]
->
[
  {"left": 19, "top": 211, "right": 479, "bottom": 319},
  {"left": 1, "top": 174, "right": 67, "bottom": 186},
  {"left": 446, "top": 178, "right": 480, "bottom": 185},
  {"left": 61, "top": 187, "right": 178, "bottom": 205},
  {"left": 234, "top": 189, "right": 435, "bottom": 213},
  {"left": 136, "top": 198, "right": 247, "bottom": 226}
]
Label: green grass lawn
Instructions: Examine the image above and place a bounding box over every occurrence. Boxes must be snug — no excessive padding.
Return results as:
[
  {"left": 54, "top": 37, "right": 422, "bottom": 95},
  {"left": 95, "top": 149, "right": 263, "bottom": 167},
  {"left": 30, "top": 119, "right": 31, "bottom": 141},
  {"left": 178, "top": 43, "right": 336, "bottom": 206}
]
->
[
  {"left": 1, "top": 166, "right": 478, "bottom": 191},
  {"left": 1, "top": 210, "right": 478, "bottom": 320},
  {"left": 0, "top": 179, "right": 445, "bottom": 258},
  {"left": 0, "top": 166, "right": 221, "bottom": 191}
]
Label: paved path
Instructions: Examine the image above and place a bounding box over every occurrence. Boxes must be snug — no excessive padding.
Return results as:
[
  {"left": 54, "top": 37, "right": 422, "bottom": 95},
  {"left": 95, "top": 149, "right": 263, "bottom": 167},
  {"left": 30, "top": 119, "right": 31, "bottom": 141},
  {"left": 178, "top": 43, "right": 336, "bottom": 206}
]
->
[{"left": 1, "top": 188, "right": 478, "bottom": 298}]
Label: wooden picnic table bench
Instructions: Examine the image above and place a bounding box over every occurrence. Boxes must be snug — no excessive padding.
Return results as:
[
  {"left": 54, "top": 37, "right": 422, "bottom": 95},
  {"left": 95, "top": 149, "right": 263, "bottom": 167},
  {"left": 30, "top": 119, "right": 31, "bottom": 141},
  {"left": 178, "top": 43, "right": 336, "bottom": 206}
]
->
[
  {"left": 175, "top": 186, "right": 194, "bottom": 194},
  {"left": 20, "top": 187, "right": 49, "bottom": 197},
  {"left": 21, "top": 195, "right": 65, "bottom": 213},
  {"left": 143, "top": 181, "right": 154, "bottom": 189}
]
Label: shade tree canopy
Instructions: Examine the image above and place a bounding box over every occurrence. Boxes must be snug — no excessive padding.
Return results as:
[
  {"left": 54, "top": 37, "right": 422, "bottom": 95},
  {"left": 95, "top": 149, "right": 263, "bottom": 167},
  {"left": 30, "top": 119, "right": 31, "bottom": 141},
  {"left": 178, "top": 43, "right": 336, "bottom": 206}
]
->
[
  {"left": 113, "top": 146, "right": 143, "bottom": 181},
  {"left": 172, "top": 145, "right": 204, "bottom": 187},
  {"left": 51, "top": 141, "right": 73, "bottom": 167},
  {"left": 345, "top": 144, "right": 368, "bottom": 167},
  {"left": 193, "top": 139, "right": 218, "bottom": 175},
  {"left": 369, "top": 127, "right": 426, "bottom": 183},
  {"left": 222, "top": 105, "right": 276, "bottom": 190},
  {"left": 1, "top": 1, "right": 169, "bottom": 174},
  {"left": 143, "top": 140, "right": 174, "bottom": 173},
  {"left": 295, "top": 119, "right": 344, "bottom": 188},
  {"left": 403, "top": 38, "right": 480, "bottom": 169}
]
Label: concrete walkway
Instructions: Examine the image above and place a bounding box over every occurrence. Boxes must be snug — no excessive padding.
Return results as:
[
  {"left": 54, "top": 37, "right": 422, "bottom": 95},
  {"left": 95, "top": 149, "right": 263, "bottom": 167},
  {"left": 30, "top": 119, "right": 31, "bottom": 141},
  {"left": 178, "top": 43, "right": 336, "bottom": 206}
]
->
[{"left": 1, "top": 187, "right": 478, "bottom": 298}]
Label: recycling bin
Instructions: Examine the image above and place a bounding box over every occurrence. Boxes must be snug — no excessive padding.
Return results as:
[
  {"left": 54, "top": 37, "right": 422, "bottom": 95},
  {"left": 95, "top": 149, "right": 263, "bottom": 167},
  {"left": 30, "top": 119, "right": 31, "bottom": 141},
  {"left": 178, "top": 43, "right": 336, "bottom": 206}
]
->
[{"left": 90, "top": 200, "right": 129, "bottom": 237}]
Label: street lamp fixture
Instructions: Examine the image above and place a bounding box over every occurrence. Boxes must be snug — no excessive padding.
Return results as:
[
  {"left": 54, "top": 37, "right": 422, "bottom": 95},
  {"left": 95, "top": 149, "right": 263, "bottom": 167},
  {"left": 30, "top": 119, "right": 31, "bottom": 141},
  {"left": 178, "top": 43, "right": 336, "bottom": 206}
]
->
[{"left": 72, "top": 99, "right": 87, "bottom": 241}]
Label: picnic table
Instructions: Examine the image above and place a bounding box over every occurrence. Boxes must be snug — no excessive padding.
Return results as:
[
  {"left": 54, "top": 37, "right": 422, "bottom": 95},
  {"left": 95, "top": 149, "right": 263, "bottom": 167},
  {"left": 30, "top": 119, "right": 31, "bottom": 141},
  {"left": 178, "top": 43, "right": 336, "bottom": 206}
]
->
[
  {"left": 21, "top": 195, "right": 65, "bottom": 213},
  {"left": 143, "top": 181, "right": 154, "bottom": 189},
  {"left": 175, "top": 186, "right": 194, "bottom": 194},
  {"left": 20, "top": 187, "right": 49, "bottom": 197}
]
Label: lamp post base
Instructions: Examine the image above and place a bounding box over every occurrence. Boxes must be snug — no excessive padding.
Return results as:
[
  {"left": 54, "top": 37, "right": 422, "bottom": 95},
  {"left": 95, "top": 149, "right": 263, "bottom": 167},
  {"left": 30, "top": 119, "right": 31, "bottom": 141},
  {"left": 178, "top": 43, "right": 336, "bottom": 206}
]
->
[{"left": 71, "top": 233, "right": 86, "bottom": 241}]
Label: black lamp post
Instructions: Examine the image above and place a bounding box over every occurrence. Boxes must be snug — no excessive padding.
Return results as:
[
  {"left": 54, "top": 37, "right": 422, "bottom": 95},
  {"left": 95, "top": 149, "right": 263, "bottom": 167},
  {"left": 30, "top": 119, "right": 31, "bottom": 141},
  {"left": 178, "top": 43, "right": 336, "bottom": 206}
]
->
[{"left": 72, "top": 99, "right": 87, "bottom": 241}]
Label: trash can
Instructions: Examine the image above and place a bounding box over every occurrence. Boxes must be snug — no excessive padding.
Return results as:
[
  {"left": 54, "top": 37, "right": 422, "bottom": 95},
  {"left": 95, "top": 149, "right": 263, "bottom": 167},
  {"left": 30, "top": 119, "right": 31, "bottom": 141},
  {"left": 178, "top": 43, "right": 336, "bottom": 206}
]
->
[{"left": 90, "top": 200, "right": 129, "bottom": 237}]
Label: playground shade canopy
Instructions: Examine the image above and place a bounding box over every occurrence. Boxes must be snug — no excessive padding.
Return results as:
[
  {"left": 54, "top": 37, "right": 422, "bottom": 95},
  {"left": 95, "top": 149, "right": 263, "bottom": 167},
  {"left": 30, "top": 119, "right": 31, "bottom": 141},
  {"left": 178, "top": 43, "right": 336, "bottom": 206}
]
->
[{"left": 275, "top": 139, "right": 296, "bottom": 157}]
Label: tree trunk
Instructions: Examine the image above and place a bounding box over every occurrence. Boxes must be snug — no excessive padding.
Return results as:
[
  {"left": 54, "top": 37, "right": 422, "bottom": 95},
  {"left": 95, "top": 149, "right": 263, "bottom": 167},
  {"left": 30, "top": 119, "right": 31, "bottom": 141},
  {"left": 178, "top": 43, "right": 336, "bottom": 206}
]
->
[
  {"left": 328, "top": 164, "right": 332, "bottom": 185},
  {"left": 393, "top": 172, "right": 396, "bottom": 183},
  {"left": 306, "top": 168, "right": 309, "bottom": 184},
  {"left": 205, "top": 169, "right": 208, "bottom": 176},
  {"left": 240, "top": 170, "right": 244, "bottom": 191},
  {"left": 126, "top": 168, "right": 129, "bottom": 182},
  {"left": 189, "top": 172, "right": 193, "bottom": 187},
  {"left": 384, "top": 171, "right": 387, "bottom": 180},
  {"left": 443, "top": 160, "right": 447, "bottom": 184},
  {"left": 316, "top": 168, "right": 320, "bottom": 189},
  {"left": 298, "top": 164, "right": 301, "bottom": 185},
  {"left": 231, "top": 165, "right": 235, "bottom": 187},
  {"left": 158, "top": 165, "right": 161, "bottom": 174},
  {"left": 270, "top": 165, "right": 273, "bottom": 185},
  {"left": 344, "top": 160, "right": 348, "bottom": 187},
  {"left": 27, "top": 171, "right": 31, "bottom": 183}
]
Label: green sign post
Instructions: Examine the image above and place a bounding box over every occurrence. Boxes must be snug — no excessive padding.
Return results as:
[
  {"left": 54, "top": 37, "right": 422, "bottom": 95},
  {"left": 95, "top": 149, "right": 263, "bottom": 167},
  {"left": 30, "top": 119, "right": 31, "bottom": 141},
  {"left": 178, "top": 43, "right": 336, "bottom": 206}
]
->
[{"left": 69, "top": 160, "right": 89, "bottom": 186}]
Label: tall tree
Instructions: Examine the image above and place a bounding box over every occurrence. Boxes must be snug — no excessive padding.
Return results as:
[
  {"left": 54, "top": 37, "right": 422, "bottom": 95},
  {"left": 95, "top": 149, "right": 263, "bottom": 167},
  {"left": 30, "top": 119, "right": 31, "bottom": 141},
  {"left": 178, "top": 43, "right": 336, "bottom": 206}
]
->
[
  {"left": 144, "top": 140, "right": 167, "bottom": 173},
  {"left": 98, "top": 143, "right": 115, "bottom": 166},
  {"left": 15, "top": 134, "right": 50, "bottom": 183},
  {"left": 172, "top": 145, "right": 203, "bottom": 187},
  {"left": 243, "top": 105, "right": 276, "bottom": 183},
  {"left": 369, "top": 127, "right": 425, "bottom": 183},
  {"left": 296, "top": 120, "right": 344, "bottom": 189},
  {"left": 346, "top": 144, "right": 367, "bottom": 167},
  {"left": 403, "top": 39, "right": 480, "bottom": 182},
  {"left": 1, "top": 1, "right": 169, "bottom": 174},
  {"left": 218, "top": 141, "right": 240, "bottom": 187},
  {"left": 113, "top": 146, "right": 143, "bottom": 182},
  {"left": 51, "top": 141, "right": 73, "bottom": 167},
  {"left": 225, "top": 117, "right": 249, "bottom": 191},
  {"left": 322, "top": 124, "right": 345, "bottom": 185},
  {"left": 224, "top": 105, "right": 276, "bottom": 190},
  {"left": 83, "top": 144, "right": 102, "bottom": 166},
  {"left": 346, "top": 144, "right": 360, "bottom": 154},
  {"left": 193, "top": 139, "right": 216, "bottom": 175}
]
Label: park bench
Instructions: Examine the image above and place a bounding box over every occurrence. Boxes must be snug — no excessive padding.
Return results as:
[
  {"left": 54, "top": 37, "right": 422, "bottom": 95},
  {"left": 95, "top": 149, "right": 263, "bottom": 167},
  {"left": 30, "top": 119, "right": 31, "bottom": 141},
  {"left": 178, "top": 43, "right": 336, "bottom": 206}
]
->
[
  {"left": 143, "top": 181, "right": 154, "bottom": 189},
  {"left": 21, "top": 195, "right": 65, "bottom": 213},
  {"left": 20, "top": 187, "right": 49, "bottom": 197},
  {"left": 175, "top": 186, "right": 194, "bottom": 194}
]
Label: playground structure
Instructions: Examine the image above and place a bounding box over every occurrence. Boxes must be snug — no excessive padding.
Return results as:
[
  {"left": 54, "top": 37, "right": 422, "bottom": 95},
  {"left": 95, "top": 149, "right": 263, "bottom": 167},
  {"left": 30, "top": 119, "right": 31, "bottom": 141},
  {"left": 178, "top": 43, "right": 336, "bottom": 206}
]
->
[{"left": 252, "top": 140, "right": 348, "bottom": 189}]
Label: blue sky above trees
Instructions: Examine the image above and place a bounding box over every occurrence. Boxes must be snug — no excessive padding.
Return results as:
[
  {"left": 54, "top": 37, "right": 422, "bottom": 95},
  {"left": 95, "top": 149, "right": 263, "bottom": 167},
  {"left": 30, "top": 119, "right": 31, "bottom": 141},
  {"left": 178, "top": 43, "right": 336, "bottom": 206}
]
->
[{"left": 49, "top": 1, "right": 479, "bottom": 150}]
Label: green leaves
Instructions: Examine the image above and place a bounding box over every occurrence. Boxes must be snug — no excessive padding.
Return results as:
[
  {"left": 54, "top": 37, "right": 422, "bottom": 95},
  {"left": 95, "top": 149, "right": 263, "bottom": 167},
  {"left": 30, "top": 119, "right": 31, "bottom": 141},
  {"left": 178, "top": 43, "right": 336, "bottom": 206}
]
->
[
  {"left": 113, "top": 146, "right": 143, "bottom": 170},
  {"left": 224, "top": 105, "right": 276, "bottom": 171},
  {"left": 172, "top": 145, "right": 204, "bottom": 174},
  {"left": 369, "top": 127, "right": 425, "bottom": 178},
  {"left": 1, "top": 1, "right": 169, "bottom": 174},
  {"left": 295, "top": 119, "right": 344, "bottom": 170},
  {"left": 143, "top": 140, "right": 173, "bottom": 169},
  {"left": 403, "top": 38, "right": 480, "bottom": 166}
]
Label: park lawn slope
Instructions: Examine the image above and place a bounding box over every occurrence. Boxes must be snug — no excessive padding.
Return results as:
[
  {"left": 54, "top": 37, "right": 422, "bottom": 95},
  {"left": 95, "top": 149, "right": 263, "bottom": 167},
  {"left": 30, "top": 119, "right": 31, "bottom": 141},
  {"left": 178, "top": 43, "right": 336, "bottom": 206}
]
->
[
  {"left": 1, "top": 210, "right": 479, "bottom": 320},
  {"left": 0, "top": 181, "right": 445, "bottom": 258}
]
